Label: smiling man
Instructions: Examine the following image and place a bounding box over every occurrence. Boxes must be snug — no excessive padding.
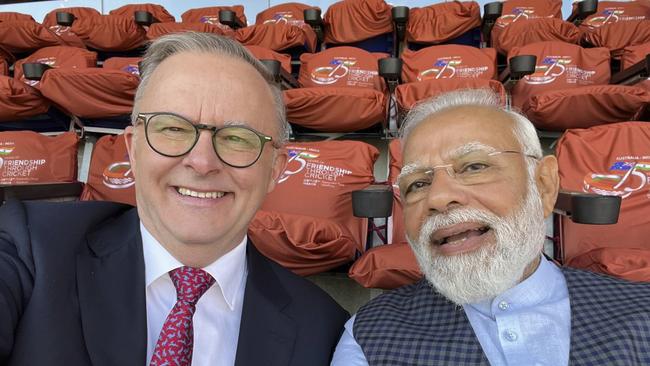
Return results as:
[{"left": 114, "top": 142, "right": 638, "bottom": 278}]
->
[
  {"left": 331, "top": 89, "right": 650, "bottom": 366},
  {"left": 0, "top": 33, "right": 347, "bottom": 366}
]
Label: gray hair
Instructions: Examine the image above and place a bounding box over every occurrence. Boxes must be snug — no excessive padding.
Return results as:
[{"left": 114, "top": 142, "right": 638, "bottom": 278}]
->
[
  {"left": 132, "top": 32, "right": 290, "bottom": 144},
  {"left": 399, "top": 89, "right": 543, "bottom": 160}
]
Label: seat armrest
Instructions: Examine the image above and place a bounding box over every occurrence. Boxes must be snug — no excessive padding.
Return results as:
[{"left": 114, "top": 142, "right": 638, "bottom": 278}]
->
[
  {"left": 219, "top": 10, "right": 245, "bottom": 30},
  {"left": 352, "top": 184, "right": 393, "bottom": 218},
  {"left": 22, "top": 63, "right": 53, "bottom": 81},
  {"left": 611, "top": 54, "right": 650, "bottom": 85},
  {"left": 553, "top": 190, "right": 621, "bottom": 224},
  {"left": 303, "top": 8, "right": 324, "bottom": 43},
  {"left": 378, "top": 57, "right": 402, "bottom": 94},
  {"left": 500, "top": 55, "right": 537, "bottom": 90},
  {"left": 480, "top": 2, "right": 503, "bottom": 46},
  {"left": 566, "top": 0, "right": 598, "bottom": 25},
  {"left": 260, "top": 59, "right": 298, "bottom": 89}
]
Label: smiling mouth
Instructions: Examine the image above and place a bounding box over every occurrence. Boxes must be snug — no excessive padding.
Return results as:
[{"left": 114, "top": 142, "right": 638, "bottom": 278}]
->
[
  {"left": 434, "top": 226, "right": 491, "bottom": 246},
  {"left": 176, "top": 187, "right": 226, "bottom": 199}
]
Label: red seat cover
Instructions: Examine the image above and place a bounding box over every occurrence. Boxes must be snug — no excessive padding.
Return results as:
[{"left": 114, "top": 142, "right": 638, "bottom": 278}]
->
[
  {"left": 582, "top": 19, "right": 650, "bottom": 57},
  {"left": 0, "top": 76, "right": 50, "bottom": 121},
  {"left": 0, "top": 20, "right": 63, "bottom": 54},
  {"left": 396, "top": 79, "right": 506, "bottom": 112},
  {"left": 244, "top": 45, "right": 291, "bottom": 74},
  {"left": 556, "top": 121, "right": 650, "bottom": 281},
  {"left": 406, "top": 1, "right": 480, "bottom": 45},
  {"left": 71, "top": 15, "right": 146, "bottom": 52},
  {"left": 181, "top": 6, "right": 245, "bottom": 35},
  {"left": 255, "top": 2, "right": 319, "bottom": 26},
  {"left": 0, "top": 131, "right": 77, "bottom": 184},
  {"left": 39, "top": 67, "right": 138, "bottom": 118},
  {"left": 81, "top": 133, "right": 135, "bottom": 206},
  {"left": 42, "top": 7, "right": 102, "bottom": 49},
  {"left": 108, "top": 3, "right": 175, "bottom": 23},
  {"left": 349, "top": 242, "right": 422, "bottom": 289},
  {"left": 13, "top": 46, "right": 97, "bottom": 87},
  {"left": 249, "top": 140, "right": 378, "bottom": 275},
  {"left": 323, "top": 0, "right": 392, "bottom": 44},
  {"left": 235, "top": 23, "right": 317, "bottom": 53},
  {"left": 401, "top": 45, "right": 497, "bottom": 83},
  {"left": 493, "top": 18, "right": 579, "bottom": 55},
  {"left": 146, "top": 22, "right": 227, "bottom": 40}
]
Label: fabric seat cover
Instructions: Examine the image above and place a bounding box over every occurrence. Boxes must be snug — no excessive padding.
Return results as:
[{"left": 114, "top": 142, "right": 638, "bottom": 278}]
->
[
  {"left": 323, "top": 0, "right": 392, "bottom": 44},
  {"left": 406, "top": 1, "right": 480, "bottom": 45}
]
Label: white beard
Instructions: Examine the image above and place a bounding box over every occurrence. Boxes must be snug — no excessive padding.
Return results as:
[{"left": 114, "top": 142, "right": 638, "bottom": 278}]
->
[{"left": 407, "top": 178, "right": 547, "bottom": 305}]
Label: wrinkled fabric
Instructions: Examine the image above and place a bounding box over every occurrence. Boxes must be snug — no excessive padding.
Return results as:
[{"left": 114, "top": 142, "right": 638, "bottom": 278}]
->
[
  {"left": 621, "top": 42, "right": 650, "bottom": 69},
  {"left": 41, "top": 7, "right": 101, "bottom": 49},
  {"left": 298, "top": 46, "right": 387, "bottom": 90},
  {"left": 39, "top": 68, "right": 138, "bottom": 118},
  {"left": 509, "top": 41, "right": 611, "bottom": 110},
  {"left": 349, "top": 242, "right": 422, "bottom": 289},
  {"left": 556, "top": 121, "right": 650, "bottom": 282},
  {"left": 0, "top": 75, "right": 50, "bottom": 121},
  {"left": 583, "top": 20, "right": 650, "bottom": 57},
  {"left": 81, "top": 133, "right": 135, "bottom": 206},
  {"left": 491, "top": 0, "right": 562, "bottom": 45},
  {"left": 0, "top": 130, "right": 77, "bottom": 184},
  {"left": 102, "top": 57, "right": 142, "bottom": 75},
  {"left": 249, "top": 140, "right": 378, "bottom": 275},
  {"left": 181, "top": 6, "right": 247, "bottom": 27},
  {"left": 406, "top": 1, "right": 480, "bottom": 45},
  {"left": 284, "top": 87, "right": 386, "bottom": 132},
  {"left": 493, "top": 18, "right": 580, "bottom": 55},
  {"left": 255, "top": 2, "right": 320, "bottom": 26},
  {"left": 323, "top": 0, "right": 392, "bottom": 44},
  {"left": 396, "top": 78, "right": 506, "bottom": 112},
  {"left": 13, "top": 46, "right": 97, "bottom": 86},
  {"left": 401, "top": 45, "right": 497, "bottom": 83},
  {"left": 245, "top": 45, "right": 292, "bottom": 74},
  {"left": 523, "top": 85, "right": 650, "bottom": 131},
  {"left": 71, "top": 15, "right": 146, "bottom": 52},
  {"left": 0, "top": 12, "right": 34, "bottom": 22},
  {"left": 0, "top": 20, "right": 63, "bottom": 54},
  {"left": 108, "top": 3, "right": 175, "bottom": 23},
  {"left": 236, "top": 23, "right": 317, "bottom": 52},
  {"left": 579, "top": 0, "right": 650, "bottom": 34}
]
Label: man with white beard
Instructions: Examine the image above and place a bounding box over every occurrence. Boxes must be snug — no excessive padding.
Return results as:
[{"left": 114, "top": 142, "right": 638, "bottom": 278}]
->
[{"left": 331, "top": 89, "right": 650, "bottom": 366}]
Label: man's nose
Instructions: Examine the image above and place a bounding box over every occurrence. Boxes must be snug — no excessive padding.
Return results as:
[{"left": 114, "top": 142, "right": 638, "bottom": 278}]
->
[
  {"left": 182, "top": 130, "right": 224, "bottom": 175},
  {"left": 424, "top": 170, "right": 468, "bottom": 213}
]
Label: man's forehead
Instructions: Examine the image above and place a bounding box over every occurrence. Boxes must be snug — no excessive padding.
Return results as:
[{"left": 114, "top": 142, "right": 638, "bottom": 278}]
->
[{"left": 400, "top": 141, "right": 499, "bottom": 173}]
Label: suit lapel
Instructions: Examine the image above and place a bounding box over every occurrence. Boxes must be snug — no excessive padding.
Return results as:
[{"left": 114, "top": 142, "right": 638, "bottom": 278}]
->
[
  {"left": 76, "top": 208, "right": 147, "bottom": 366},
  {"left": 234, "top": 242, "right": 297, "bottom": 366}
]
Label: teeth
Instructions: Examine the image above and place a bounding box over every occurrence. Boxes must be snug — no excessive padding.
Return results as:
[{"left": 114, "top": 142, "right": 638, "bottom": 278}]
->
[{"left": 177, "top": 187, "right": 225, "bottom": 199}]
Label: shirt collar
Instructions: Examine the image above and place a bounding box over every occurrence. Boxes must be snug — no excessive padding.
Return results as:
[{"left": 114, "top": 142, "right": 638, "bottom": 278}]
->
[
  {"left": 141, "top": 222, "right": 248, "bottom": 311},
  {"left": 467, "top": 255, "right": 566, "bottom": 317}
]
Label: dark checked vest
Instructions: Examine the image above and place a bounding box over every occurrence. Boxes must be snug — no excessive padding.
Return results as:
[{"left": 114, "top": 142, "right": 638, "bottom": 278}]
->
[{"left": 354, "top": 267, "right": 650, "bottom": 366}]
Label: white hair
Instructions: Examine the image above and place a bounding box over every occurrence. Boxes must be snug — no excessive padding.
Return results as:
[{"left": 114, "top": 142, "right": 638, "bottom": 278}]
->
[
  {"left": 399, "top": 89, "right": 543, "bottom": 160},
  {"left": 132, "top": 32, "right": 290, "bottom": 144}
]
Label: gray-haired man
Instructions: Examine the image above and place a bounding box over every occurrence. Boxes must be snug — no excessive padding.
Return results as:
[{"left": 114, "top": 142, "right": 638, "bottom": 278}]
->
[
  {"left": 0, "top": 33, "right": 348, "bottom": 366},
  {"left": 332, "top": 89, "right": 650, "bottom": 366}
]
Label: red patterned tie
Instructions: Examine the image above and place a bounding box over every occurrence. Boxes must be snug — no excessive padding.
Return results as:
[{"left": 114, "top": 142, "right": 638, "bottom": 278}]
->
[{"left": 149, "top": 266, "right": 215, "bottom": 366}]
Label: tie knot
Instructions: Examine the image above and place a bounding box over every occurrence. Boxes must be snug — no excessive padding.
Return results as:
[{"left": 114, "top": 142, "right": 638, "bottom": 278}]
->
[{"left": 169, "top": 266, "right": 215, "bottom": 305}]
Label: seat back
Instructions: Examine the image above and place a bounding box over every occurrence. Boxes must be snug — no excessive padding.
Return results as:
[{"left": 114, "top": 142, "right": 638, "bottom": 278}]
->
[
  {"left": 181, "top": 5, "right": 246, "bottom": 32},
  {"left": 509, "top": 41, "right": 611, "bottom": 109},
  {"left": 13, "top": 46, "right": 97, "bottom": 87},
  {"left": 580, "top": 1, "right": 650, "bottom": 31},
  {"left": 297, "top": 46, "right": 386, "bottom": 90},
  {"left": 323, "top": 0, "right": 392, "bottom": 46},
  {"left": 255, "top": 2, "right": 319, "bottom": 26},
  {"left": 81, "top": 133, "right": 135, "bottom": 206},
  {"left": 406, "top": 1, "right": 480, "bottom": 47},
  {"left": 249, "top": 140, "right": 378, "bottom": 275},
  {"left": 556, "top": 121, "right": 650, "bottom": 281},
  {"left": 108, "top": 3, "right": 175, "bottom": 23},
  {"left": 0, "top": 131, "right": 77, "bottom": 185},
  {"left": 401, "top": 45, "right": 497, "bottom": 83}
]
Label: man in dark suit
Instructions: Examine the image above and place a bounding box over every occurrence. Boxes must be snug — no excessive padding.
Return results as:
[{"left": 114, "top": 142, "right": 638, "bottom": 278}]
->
[{"left": 0, "top": 32, "right": 348, "bottom": 366}]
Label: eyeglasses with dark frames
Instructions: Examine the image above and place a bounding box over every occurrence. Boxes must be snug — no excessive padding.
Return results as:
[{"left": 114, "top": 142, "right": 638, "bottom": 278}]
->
[{"left": 135, "top": 112, "right": 278, "bottom": 168}]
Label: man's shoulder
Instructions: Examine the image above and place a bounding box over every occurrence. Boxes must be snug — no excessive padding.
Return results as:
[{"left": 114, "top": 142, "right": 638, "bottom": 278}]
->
[
  {"left": 0, "top": 199, "right": 135, "bottom": 246},
  {"left": 563, "top": 266, "right": 650, "bottom": 308}
]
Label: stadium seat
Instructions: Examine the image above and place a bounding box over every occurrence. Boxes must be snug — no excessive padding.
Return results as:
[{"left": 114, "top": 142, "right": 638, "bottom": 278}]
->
[
  {"left": 394, "top": 45, "right": 505, "bottom": 119},
  {"left": 13, "top": 46, "right": 97, "bottom": 87},
  {"left": 180, "top": 5, "right": 246, "bottom": 36},
  {"left": 556, "top": 121, "right": 650, "bottom": 282},
  {"left": 283, "top": 46, "right": 388, "bottom": 133},
  {"left": 507, "top": 41, "right": 650, "bottom": 131},
  {"left": 0, "top": 130, "right": 82, "bottom": 203},
  {"left": 323, "top": 0, "right": 394, "bottom": 53},
  {"left": 579, "top": 0, "right": 650, "bottom": 37},
  {"left": 248, "top": 139, "right": 378, "bottom": 276},
  {"left": 348, "top": 138, "right": 421, "bottom": 289},
  {"left": 80, "top": 133, "right": 135, "bottom": 206},
  {"left": 42, "top": 7, "right": 102, "bottom": 49},
  {"left": 235, "top": 4, "right": 319, "bottom": 56},
  {"left": 0, "top": 13, "right": 64, "bottom": 57},
  {"left": 582, "top": 19, "right": 650, "bottom": 59},
  {"left": 0, "top": 46, "right": 12, "bottom": 76},
  {"left": 146, "top": 21, "right": 228, "bottom": 40},
  {"left": 484, "top": 0, "right": 580, "bottom": 56},
  {"left": 245, "top": 45, "right": 292, "bottom": 75},
  {"left": 405, "top": 1, "right": 481, "bottom": 49}
]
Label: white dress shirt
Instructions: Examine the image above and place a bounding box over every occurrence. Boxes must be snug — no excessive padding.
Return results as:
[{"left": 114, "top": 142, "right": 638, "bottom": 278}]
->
[
  {"left": 141, "top": 223, "right": 248, "bottom": 366},
  {"left": 331, "top": 256, "right": 570, "bottom": 366}
]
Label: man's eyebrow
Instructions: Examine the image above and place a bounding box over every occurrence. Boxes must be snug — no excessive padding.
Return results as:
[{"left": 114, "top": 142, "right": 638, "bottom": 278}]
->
[
  {"left": 444, "top": 141, "right": 497, "bottom": 160},
  {"left": 397, "top": 162, "right": 423, "bottom": 182},
  {"left": 223, "top": 120, "right": 251, "bottom": 127}
]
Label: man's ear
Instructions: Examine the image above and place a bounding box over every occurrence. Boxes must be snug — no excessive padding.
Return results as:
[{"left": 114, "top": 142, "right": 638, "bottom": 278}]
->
[
  {"left": 124, "top": 125, "right": 137, "bottom": 177},
  {"left": 267, "top": 147, "right": 288, "bottom": 193},
  {"left": 535, "top": 155, "right": 560, "bottom": 218}
]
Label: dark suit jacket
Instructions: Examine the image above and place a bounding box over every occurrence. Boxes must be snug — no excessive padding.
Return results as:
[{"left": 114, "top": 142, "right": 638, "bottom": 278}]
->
[{"left": 0, "top": 200, "right": 349, "bottom": 366}]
